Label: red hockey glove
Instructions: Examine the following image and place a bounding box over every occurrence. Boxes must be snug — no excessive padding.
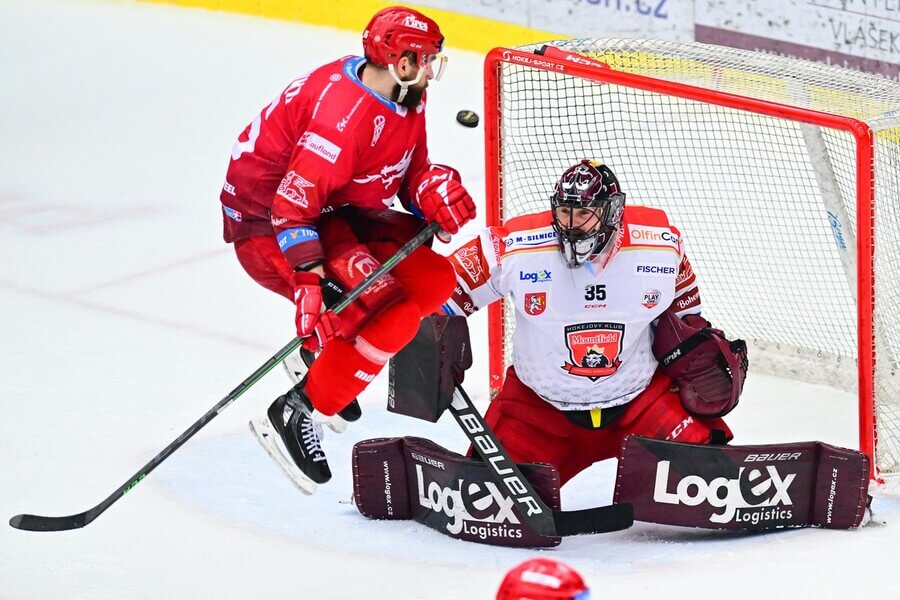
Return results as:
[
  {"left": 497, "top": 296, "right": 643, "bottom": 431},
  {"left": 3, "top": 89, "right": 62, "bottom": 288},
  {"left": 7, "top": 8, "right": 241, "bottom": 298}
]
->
[
  {"left": 292, "top": 271, "right": 343, "bottom": 352},
  {"left": 414, "top": 165, "right": 475, "bottom": 238}
]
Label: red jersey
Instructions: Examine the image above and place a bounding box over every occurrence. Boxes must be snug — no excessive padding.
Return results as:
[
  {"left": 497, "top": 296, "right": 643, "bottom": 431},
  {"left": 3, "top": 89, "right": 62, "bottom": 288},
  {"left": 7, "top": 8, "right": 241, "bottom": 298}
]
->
[{"left": 220, "top": 56, "right": 430, "bottom": 268}]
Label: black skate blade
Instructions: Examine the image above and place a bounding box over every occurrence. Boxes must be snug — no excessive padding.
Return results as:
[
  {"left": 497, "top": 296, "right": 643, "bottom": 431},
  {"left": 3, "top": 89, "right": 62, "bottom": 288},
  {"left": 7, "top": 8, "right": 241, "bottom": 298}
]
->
[{"left": 248, "top": 418, "right": 318, "bottom": 495}]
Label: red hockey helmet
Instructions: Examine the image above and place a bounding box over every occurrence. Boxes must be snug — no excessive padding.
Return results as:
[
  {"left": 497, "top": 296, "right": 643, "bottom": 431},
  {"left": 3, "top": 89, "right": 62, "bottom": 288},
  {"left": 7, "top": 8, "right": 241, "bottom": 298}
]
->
[
  {"left": 496, "top": 558, "right": 590, "bottom": 600},
  {"left": 362, "top": 7, "right": 446, "bottom": 80}
]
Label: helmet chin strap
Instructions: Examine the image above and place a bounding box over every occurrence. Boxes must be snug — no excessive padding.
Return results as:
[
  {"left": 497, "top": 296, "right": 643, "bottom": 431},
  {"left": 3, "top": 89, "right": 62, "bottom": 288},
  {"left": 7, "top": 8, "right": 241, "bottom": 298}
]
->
[{"left": 388, "top": 63, "right": 425, "bottom": 103}]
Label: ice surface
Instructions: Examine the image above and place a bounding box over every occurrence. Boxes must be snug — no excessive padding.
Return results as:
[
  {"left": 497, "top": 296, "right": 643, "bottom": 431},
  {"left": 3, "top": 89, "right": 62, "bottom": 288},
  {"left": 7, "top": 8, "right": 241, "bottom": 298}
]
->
[{"left": 1, "top": 1, "right": 899, "bottom": 598}]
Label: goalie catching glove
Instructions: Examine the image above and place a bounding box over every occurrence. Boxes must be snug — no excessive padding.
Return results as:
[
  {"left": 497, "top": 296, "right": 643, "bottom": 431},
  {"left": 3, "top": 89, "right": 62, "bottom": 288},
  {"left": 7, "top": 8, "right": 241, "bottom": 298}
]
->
[{"left": 652, "top": 309, "right": 748, "bottom": 418}]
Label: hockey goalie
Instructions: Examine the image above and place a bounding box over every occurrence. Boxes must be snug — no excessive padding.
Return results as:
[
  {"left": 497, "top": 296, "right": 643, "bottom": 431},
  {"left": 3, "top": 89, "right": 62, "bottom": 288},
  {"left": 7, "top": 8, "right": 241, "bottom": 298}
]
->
[
  {"left": 445, "top": 160, "right": 744, "bottom": 478},
  {"left": 356, "top": 160, "right": 870, "bottom": 542}
]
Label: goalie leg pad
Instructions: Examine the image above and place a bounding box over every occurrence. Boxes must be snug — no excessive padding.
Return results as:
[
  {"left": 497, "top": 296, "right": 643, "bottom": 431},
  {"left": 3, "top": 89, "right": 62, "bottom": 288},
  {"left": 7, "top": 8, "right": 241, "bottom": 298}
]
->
[
  {"left": 353, "top": 436, "right": 562, "bottom": 547},
  {"left": 613, "top": 435, "right": 870, "bottom": 530}
]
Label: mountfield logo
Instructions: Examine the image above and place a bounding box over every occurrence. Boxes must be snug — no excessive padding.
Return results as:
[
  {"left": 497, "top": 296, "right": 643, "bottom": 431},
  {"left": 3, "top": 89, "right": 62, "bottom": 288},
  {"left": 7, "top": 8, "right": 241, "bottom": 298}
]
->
[
  {"left": 653, "top": 461, "right": 796, "bottom": 525},
  {"left": 562, "top": 322, "right": 624, "bottom": 380}
]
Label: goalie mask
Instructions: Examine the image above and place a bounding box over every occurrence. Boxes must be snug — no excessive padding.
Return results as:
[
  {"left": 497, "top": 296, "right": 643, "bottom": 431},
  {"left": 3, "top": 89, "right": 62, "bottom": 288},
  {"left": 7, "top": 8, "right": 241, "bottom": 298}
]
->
[{"left": 551, "top": 159, "right": 625, "bottom": 268}]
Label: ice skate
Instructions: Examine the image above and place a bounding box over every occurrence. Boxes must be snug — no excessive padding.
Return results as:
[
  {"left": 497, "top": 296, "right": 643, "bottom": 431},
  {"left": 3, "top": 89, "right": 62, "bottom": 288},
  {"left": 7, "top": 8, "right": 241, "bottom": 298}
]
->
[{"left": 249, "top": 382, "right": 331, "bottom": 495}]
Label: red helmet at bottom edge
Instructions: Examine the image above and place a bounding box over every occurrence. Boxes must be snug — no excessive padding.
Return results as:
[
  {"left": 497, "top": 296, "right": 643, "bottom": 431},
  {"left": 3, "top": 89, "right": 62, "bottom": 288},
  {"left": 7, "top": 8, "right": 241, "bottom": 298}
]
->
[{"left": 496, "top": 558, "right": 590, "bottom": 600}]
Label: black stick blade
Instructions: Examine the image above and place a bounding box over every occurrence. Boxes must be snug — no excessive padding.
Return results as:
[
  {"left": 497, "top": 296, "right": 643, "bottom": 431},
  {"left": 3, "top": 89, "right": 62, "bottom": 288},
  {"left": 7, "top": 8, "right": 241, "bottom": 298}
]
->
[
  {"left": 553, "top": 503, "right": 634, "bottom": 536},
  {"left": 10, "top": 512, "right": 88, "bottom": 532}
]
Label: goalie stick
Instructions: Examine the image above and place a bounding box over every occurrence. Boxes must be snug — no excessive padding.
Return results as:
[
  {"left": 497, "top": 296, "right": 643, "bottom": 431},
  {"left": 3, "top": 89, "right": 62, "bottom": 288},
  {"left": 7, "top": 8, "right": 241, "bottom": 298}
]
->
[
  {"left": 448, "top": 382, "right": 634, "bottom": 538},
  {"left": 9, "top": 222, "right": 442, "bottom": 532}
]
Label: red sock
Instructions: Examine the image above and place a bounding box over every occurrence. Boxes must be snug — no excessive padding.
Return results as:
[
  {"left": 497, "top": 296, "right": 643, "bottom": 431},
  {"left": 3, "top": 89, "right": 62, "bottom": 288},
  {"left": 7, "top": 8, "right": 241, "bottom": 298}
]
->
[
  {"left": 306, "top": 339, "right": 382, "bottom": 415},
  {"left": 306, "top": 299, "right": 422, "bottom": 415}
]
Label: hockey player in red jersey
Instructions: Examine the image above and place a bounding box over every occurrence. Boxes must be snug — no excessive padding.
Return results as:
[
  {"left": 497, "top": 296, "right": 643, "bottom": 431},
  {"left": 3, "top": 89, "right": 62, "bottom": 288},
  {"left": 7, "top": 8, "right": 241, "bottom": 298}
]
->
[
  {"left": 445, "top": 160, "right": 747, "bottom": 486},
  {"left": 220, "top": 6, "right": 475, "bottom": 493},
  {"left": 496, "top": 558, "right": 590, "bottom": 599}
]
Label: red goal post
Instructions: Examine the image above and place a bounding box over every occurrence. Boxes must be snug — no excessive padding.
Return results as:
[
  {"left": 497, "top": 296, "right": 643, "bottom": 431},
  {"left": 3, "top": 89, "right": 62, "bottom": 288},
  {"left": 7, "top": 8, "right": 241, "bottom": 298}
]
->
[{"left": 481, "top": 39, "right": 900, "bottom": 479}]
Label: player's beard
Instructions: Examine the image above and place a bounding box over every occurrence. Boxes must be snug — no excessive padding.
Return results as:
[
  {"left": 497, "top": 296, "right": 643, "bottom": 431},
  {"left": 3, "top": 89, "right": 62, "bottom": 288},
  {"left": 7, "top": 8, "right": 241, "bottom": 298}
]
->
[{"left": 393, "top": 80, "right": 427, "bottom": 108}]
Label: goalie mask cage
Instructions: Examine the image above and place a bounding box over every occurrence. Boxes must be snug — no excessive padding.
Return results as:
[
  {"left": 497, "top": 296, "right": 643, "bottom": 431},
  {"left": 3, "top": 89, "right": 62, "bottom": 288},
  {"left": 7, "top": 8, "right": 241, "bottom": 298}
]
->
[{"left": 484, "top": 39, "right": 900, "bottom": 479}]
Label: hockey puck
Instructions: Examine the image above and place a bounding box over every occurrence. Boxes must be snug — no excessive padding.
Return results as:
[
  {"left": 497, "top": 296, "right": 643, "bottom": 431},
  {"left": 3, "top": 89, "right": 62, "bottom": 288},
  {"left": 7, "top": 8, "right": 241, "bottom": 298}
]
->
[{"left": 456, "top": 109, "right": 480, "bottom": 128}]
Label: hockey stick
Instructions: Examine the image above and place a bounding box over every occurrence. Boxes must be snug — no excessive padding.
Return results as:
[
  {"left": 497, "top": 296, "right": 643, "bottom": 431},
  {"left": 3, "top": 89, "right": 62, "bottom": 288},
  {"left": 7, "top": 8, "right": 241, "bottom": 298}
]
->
[
  {"left": 448, "top": 382, "right": 633, "bottom": 538},
  {"left": 10, "top": 222, "right": 442, "bottom": 532}
]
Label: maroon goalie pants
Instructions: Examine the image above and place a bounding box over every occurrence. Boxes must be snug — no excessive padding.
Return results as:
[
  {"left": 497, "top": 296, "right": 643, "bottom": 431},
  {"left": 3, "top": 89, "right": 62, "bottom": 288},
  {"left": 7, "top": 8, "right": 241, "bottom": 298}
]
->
[{"left": 484, "top": 366, "right": 733, "bottom": 485}]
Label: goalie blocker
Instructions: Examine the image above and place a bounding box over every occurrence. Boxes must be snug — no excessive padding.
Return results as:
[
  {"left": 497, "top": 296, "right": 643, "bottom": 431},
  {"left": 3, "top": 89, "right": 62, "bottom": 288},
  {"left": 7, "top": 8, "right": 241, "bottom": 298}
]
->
[
  {"left": 614, "top": 435, "right": 871, "bottom": 530},
  {"left": 386, "top": 312, "right": 471, "bottom": 422}
]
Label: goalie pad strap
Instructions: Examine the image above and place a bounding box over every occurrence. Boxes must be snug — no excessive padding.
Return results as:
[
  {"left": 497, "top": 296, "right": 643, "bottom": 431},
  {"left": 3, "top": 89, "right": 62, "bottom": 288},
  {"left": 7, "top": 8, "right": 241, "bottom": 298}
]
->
[{"left": 613, "top": 436, "right": 870, "bottom": 530}]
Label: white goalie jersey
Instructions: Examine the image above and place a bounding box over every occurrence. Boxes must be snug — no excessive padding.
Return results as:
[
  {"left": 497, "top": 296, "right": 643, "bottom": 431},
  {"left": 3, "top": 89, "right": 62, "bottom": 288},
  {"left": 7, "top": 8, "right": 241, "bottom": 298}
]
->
[{"left": 445, "top": 207, "right": 702, "bottom": 410}]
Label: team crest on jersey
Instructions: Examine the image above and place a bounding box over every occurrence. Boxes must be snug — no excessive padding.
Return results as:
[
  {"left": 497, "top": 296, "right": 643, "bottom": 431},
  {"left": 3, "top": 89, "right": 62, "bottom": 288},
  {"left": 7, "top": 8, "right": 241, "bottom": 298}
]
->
[
  {"left": 642, "top": 289, "right": 661, "bottom": 309},
  {"left": 524, "top": 292, "right": 547, "bottom": 316},
  {"left": 353, "top": 147, "right": 414, "bottom": 189},
  {"left": 276, "top": 171, "right": 315, "bottom": 208},
  {"left": 562, "top": 322, "right": 624, "bottom": 380},
  {"left": 347, "top": 251, "right": 392, "bottom": 294},
  {"left": 453, "top": 240, "right": 488, "bottom": 288}
]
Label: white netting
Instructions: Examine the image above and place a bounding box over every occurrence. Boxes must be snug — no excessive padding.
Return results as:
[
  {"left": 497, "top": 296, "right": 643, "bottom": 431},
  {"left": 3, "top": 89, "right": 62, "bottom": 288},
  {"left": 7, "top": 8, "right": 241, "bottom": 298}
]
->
[{"left": 491, "top": 38, "right": 900, "bottom": 475}]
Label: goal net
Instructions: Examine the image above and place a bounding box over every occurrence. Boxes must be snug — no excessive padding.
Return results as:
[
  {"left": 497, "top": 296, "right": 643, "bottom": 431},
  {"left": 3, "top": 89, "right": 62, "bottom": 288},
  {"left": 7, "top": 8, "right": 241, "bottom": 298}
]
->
[{"left": 484, "top": 38, "right": 900, "bottom": 478}]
